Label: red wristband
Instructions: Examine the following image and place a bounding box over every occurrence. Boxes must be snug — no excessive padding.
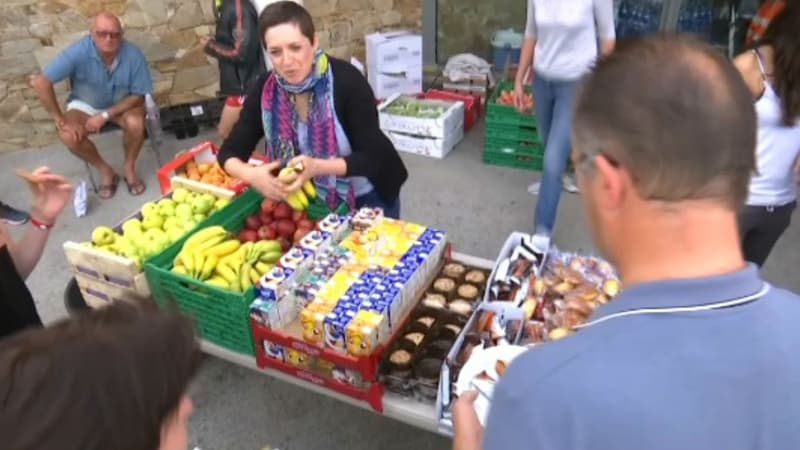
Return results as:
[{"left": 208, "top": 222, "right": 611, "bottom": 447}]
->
[{"left": 30, "top": 217, "right": 54, "bottom": 230}]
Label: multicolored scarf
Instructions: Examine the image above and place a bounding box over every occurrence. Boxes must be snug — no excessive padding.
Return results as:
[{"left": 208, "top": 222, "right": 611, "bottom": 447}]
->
[{"left": 260, "top": 50, "right": 355, "bottom": 210}]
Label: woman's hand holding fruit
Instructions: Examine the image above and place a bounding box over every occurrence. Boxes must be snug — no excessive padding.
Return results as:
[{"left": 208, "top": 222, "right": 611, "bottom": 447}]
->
[{"left": 245, "top": 161, "right": 289, "bottom": 201}]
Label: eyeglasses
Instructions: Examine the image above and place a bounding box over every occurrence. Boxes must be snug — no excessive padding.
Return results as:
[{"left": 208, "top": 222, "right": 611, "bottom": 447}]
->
[{"left": 94, "top": 30, "right": 122, "bottom": 40}]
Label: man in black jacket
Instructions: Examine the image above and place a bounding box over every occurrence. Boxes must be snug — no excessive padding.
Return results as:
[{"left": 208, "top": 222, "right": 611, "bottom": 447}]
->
[{"left": 201, "top": 0, "right": 265, "bottom": 139}]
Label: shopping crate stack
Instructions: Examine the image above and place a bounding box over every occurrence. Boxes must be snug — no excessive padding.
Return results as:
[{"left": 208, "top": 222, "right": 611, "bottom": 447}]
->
[{"left": 483, "top": 80, "right": 544, "bottom": 171}]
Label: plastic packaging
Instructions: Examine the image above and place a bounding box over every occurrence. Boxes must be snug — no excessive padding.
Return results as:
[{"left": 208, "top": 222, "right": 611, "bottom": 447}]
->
[
  {"left": 73, "top": 179, "right": 87, "bottom": 218},
  {"left": 145, "top": 94, "right": 163, "bottom": 146}
]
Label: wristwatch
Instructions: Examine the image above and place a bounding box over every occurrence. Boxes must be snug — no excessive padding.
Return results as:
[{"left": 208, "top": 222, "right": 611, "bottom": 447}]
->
[{"left": 101, "top": 111, "right": 110, "bottom": 121}]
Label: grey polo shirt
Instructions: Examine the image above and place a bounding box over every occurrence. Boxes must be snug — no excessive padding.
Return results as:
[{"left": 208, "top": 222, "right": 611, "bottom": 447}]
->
[{"left": 484, "top": 265, "right": 800, "bottom": 450}]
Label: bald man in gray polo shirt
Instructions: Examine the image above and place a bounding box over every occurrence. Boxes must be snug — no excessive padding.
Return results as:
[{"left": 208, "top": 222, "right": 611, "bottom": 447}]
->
[{"left": 453, "top": 35, "right": 800, "bottom": 450}]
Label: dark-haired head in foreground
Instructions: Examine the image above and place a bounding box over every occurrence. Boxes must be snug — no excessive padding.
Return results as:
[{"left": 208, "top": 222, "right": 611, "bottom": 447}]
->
[
  {"left": 571, "top": 34, "right": 756, "bottom": 280},
  {"left": 0, "top": 302, "right": 201, "bottom": 450}
]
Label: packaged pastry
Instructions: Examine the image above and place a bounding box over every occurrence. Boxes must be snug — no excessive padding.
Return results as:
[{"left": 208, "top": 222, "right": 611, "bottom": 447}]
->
[
  {"left": 440, "top": 323, "right": 463, "bottom": 340},
  {"left": 402, "top": 332, "right": 426, "bottom": 348},
  {"left": 448, "top": 299, "right": 473, "bottom": 316},
  {"left": 464, "top": 270, "right": 487, "bottom": 285},
  {"left": 422, "top": 293, "right": 446, "bottom": 309},
  {"left": 456, "top": 284, "right": 479, "bottom": 301},
  {"left": 389, "top": 349, "right": 413, "bottom": 370},
  {"left": 443, "top": 263, "right": 466, "bottom": 279},
  {"left": 433, "top": 277, "right": 457, "bottom": 296},
  {"left": 415, "top": 316, "right": 436, "bottom": 329}
]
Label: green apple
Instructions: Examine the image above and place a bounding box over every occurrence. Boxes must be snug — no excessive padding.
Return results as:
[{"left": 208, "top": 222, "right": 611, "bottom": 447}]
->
[
  {"left": 157, "top": 199, "right": 177, "bottom": 217},
  {"left": 141, "top": 201, "right": 159, "bottom": 219},
  {"left": 121, "top": 218, "right": 142, "bottom": 235},
  {"left": 167, "top": 227, "right": 185, "bottom": 243},
  {"left": 182, "top": 220, "right": 198, "bottom": 231},
  {"left": 142, "top": 214, "right": 165, "bottom": 230},
  {"left": 193, "top": 213, "right": 206, "bottom": 223},
  {"left": 172, "top": 187, "right": 190, "bottom": 203},
  {"left": 91, "top": 226, "right": 116, "bottom": 246},
  {"left": 191, "top": 196, "right": 213, "bottom": 215},
  {"left": 214, "top": 198, "right": 230, "bottom": 210},
  {"left": 175, "top": 203, "right": 193, "bottom": 219},
  {"left": 163, "top": 216, "right": 181, "bottom": 230},
  {"left": 145, "top": 228, "right": 170, "bottom": 248}
]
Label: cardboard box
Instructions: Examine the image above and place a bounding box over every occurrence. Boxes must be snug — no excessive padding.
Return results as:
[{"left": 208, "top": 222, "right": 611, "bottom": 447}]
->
[
  {"left": 378, "top": 95, "right": 464, "bottom": 139},
  {"left": 384, "top": 125, "right": 464, "bottom": 159},
  {"left": 366, "top": 31, "right": 423, "bottom": 99},
  {"left": 370, "top": 65, "right": 423, "bottom": 101}
]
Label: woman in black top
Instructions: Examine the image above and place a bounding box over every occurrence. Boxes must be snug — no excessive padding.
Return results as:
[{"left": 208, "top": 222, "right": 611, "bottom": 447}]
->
[
  {"left": 217, "top": 1, "right": 407, "bottom": 218},
  {"left": 0, "top": 167, "right": 72, "bottom": 339}
]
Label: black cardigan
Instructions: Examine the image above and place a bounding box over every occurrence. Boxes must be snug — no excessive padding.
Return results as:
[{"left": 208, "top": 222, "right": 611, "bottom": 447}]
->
[{"left": 217, "top": 57, "right": 408, "bottom": 203}]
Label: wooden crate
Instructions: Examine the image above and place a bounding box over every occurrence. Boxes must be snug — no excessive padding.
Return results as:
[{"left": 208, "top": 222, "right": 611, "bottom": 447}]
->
[
  {"left": 62, "top": 177, "right": 235, "bottom": 299},
  {"left": 73, "top": 273, "right": 151, "bottom": 309}
]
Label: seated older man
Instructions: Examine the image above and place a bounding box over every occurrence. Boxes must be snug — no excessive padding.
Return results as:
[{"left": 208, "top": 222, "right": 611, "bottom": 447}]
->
[{"left": 30, "top": 12, "right": 152, "bottom": 198}]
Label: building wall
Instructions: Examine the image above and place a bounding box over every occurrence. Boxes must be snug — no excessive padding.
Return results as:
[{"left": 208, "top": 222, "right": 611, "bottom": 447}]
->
[
  {"left": 0, "top": 0, "right": 420, "bottom": 153},
  {"left": 436, "top": 0, "right": 526, "bottom": 65}
]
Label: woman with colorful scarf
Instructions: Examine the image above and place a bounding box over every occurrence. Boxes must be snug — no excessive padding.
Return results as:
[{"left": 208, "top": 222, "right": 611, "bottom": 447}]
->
[{"left": 216, "top": 1, "right": 407, "bottom": 218}]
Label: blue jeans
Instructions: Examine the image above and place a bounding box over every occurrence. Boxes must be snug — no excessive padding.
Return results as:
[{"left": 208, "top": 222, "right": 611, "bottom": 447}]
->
[
  {"left": 356, "top": 190, "right": 401, "bottom": 219},
  {"left": 532, "top": 72, "right": 578, "bottom": 234}
]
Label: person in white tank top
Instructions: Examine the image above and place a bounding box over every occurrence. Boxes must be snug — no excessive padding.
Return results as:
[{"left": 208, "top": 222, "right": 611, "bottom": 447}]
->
[{"left": 733, "top": 3, "right": 800, "bottom": 266}]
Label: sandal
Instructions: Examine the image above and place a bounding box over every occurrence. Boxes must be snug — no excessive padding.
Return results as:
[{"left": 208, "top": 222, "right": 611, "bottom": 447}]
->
[
  {"left": 98, "top": 174, "right": 120, "bottom": 199},
  {"left": 124, "top": 177, "right": 146, "bottom": 196}
]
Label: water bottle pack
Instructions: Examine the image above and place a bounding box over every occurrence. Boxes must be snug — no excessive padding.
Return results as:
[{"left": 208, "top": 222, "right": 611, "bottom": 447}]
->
[{"left": 616, "top": 0, "right": 663, "bottom": 38}]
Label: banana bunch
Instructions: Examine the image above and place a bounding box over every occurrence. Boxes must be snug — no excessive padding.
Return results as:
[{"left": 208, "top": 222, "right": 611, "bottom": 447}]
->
[
  {"left": 278, "top": 163, "right": 317, "bottom": 211},
  {"left": 172, "top": 226, "right": 283, "bottom": 293}
]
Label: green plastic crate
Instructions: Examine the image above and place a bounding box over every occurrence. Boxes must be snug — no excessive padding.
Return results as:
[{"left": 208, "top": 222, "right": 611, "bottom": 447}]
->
[
  {"left": 144, "top": 189, "right": 264, "bottom": 356},
  {"left": 484, "top": 134, "right": 544, "bottom": 158},
  {"left": 306, "top": 194, "right": 349, "bottom": 221},
  {"left": 486, "top": 80, "right": 537, "bottom": 128},
  {"left": 483, "top": 151, "right": 543, "bottom": 171},
  {"left": 485, "top": 122, "right": 540, "bottom": 143}
]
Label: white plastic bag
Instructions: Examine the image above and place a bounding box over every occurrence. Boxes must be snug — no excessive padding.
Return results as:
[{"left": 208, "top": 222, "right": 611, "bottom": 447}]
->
[{"left": 73, "top": 179, "right": 88, "bottom": 218}]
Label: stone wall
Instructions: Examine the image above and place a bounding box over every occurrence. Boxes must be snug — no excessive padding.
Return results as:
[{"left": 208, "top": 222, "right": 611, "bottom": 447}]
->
[
  {"left": 0, "top": 0, "right": 421, "bottom": 153},
  {"left": 436, "top": 0, "right": 526, "bottom": 65}
]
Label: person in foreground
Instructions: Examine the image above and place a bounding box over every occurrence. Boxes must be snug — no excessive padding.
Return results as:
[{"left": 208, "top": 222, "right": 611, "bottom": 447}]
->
[
  {"left": 733, "top": 3, "right": 800, "bottom": 266},
  {"left": 0, "top": 167, "right": 72, "bottom": 339},
  {"left": 453, "top": 35, "right": 800, "bottom": 450},
  {"left": 217, "top": 1, "right": 407, "bottom": 218},
  {"left": 30, "top": 12, "right": 153, "bottom": 198},
  {"left": 0, "top": 302, "right": 201, "bottom": 450}
]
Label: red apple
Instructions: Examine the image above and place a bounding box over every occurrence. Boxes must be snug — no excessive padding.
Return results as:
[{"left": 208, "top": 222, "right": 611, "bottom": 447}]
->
[
  {"left": 297, "top": 218, "right": 314, "bottom": 231},
  {"left": 239, "top": 229, "right": 258, "bottom": 243},
  {"left": 275, "top": 219, "right": 296, "bottom": 238},
  {"left": 261, "top": 198, "right": 278, "bottom": 214},
  {"left": 258, "top": 210, "right": 272, "bottom": 225},
  {"left": 258, "top": 224, "right": 277, "bottom": 240},
  {"left": 244, "top": 214, "right": 261, "bottom": 230},
  {"left": 278, "top": 236, "right": 291, "bottom": 252},
  {"left": 294, "top": 227, "right": 312, "bottom": 244},
  {"left": 291, "top": 210, "right": 306, "bottom": 222},
  {"left": 273, "top": 202, "right": 291, "bottom": 220}
]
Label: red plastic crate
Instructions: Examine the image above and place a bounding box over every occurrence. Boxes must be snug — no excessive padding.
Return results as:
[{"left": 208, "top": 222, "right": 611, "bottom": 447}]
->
[
  {"left": 157, "top": 141, "right": 267, "bottom": 194},
  {"left": 252, "top": 319, "right": 385, "bottom": 411},
  {"left": 424, "top": 89, "right": 482, "bottom": 131},
  {"left": 251, "top": 319, "right": 391, "bottom": 382}
]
